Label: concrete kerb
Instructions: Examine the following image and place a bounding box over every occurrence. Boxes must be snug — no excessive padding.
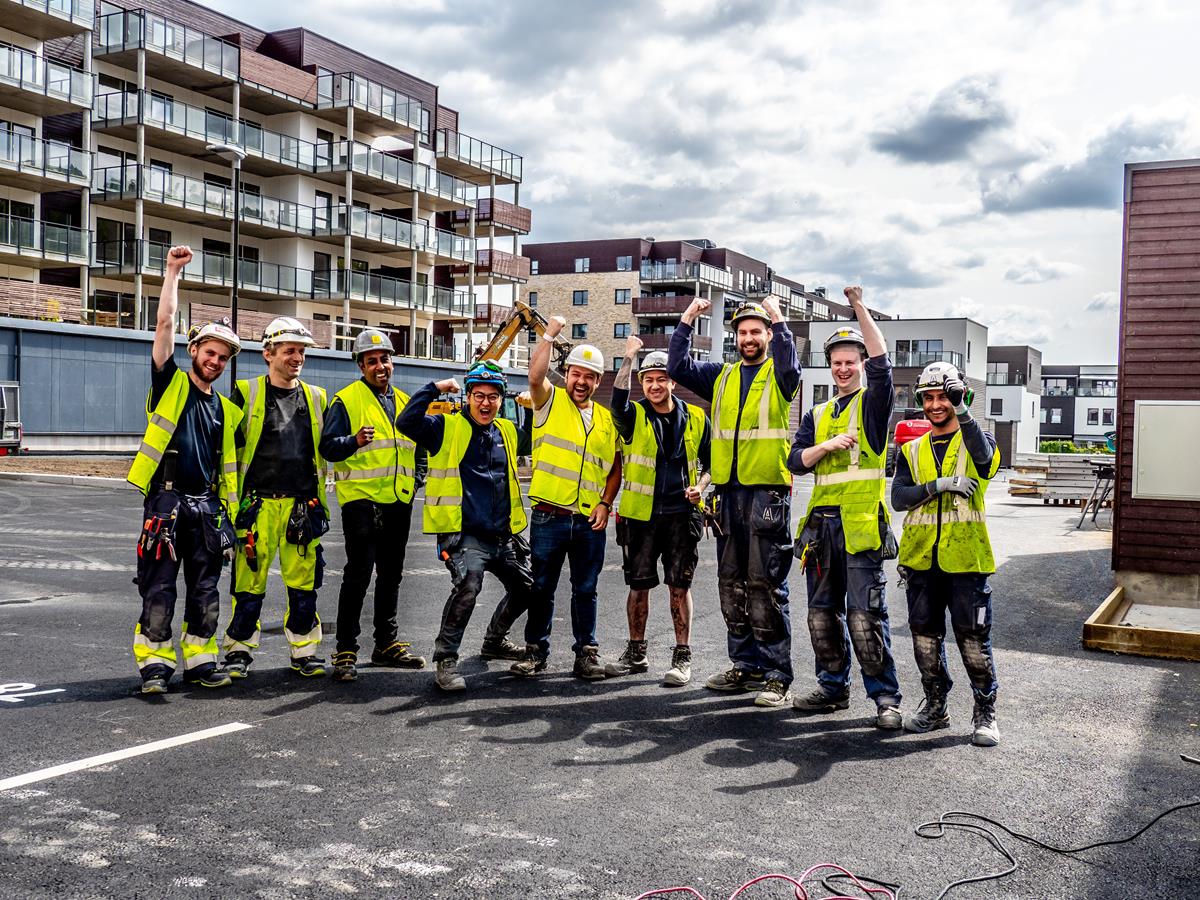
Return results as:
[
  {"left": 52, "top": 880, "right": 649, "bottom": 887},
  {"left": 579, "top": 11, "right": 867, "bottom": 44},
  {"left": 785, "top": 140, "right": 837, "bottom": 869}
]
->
[{"left": 0, "top": 471, "right": 131, "bottom": 489}]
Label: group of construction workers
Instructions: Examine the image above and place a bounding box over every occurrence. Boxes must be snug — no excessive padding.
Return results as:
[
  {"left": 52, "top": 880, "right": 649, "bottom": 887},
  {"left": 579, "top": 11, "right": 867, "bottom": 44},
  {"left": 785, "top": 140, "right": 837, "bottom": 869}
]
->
[{"left": 129, "top": 245, "right": 1002, "bottom": 749}]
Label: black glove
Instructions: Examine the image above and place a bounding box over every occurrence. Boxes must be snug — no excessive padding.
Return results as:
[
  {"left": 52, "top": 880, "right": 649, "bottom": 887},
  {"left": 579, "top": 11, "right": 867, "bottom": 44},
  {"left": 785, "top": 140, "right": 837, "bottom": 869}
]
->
[{"left": 943, "top": 376, "right": 971, "bottom": 415}]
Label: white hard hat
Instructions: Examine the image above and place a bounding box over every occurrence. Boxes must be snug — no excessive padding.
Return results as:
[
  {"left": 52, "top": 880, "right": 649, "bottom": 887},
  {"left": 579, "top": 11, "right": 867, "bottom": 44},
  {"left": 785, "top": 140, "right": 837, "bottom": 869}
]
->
[
  {"left": 638, "top": 351, "right": 669, "bottom": 379},
  {"left": 565, "top": 344, "right": 605, "bottom": 375},
  {"left": 353, "top": 328, "right": 395, "bottom": 359},
  {"left": 263, "top": 316, "right": 316, "bottom": 348},
  {"left": 188, "top": 320, "right": 241, "bottom": 356},
  {"left": 914, "top": 361, "right": 961, "bottom": 394}
]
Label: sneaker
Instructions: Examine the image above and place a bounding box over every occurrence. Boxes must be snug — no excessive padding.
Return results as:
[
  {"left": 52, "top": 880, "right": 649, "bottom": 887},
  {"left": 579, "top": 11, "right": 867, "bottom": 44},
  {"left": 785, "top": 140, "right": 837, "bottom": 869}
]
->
[
  {"left": 573, "top": 645, "right": 606, "bottom": 681},
  {"left": 904, "top": 690, "right": 951, "bottom": 733},
  {"left": 371, "top": 641, "right": 426, "bottom": 669},
  {"left": 480, "top": 637, "right": 526, "bottom": 661},
  {"left": 754, "top": 679, "right": 792, "bottom": 709},
  {"left": 875, "top": 703, "right": 903, "bottom": 729},
  {"left": 604, "top": 639, "right": 649, "bottom": 677},
  {"left": 224, "top": 651, "right": 252, "bottom": 680},
  {"left": 792, "top": 687, "right": 851, "bottom": 712},
  {"left": 331, "top": 651, "right": 358, "bottom": 683},
  {"left": 663, "top": 645, "right": 692, "bottom": 687},
  {"left": 435, "top": 658, "right": 467, "bottom": 692},
  {"left": 290, "top": 656, "right": 326, "bottom": 678},
  {"left": 509, "top": 646, "right": 548, "bottom": 677},
  {"left": 140, "top": 675, "right": 168, "bottom": 695},
  {"left": 971, "top": 697, "right": 1000, "bottom": 747},
  {"left": 704, "top": 667, "right": 766, "bottom": 692},
  {"left": 183, "top": 665, "right": 232, "bottom": 689}
]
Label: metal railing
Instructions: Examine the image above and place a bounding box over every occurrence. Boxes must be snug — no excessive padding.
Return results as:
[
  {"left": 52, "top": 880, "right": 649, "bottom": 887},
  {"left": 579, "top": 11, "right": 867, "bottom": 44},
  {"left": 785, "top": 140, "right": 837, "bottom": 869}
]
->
[
  {"left": 316, "top": 72, "right": 421, "bottom": 130},
  {"left": 435, "top": 129, "right": 523, "bottom": 182},
  {"left": 327, "top": 270, "right": 472, "bottom": 315},
  {"left": 1077, "top": 385, "right": 1118, "bottom": 397},
  {"left": 985, "top": 372, "right": 1027, "bottom": 386},
  {"left": 0, "top": 41, "right": 91, "bottom": 107},
  {"left": 640, "top": 260, "right": 733, "bottom": 289},
  {"left": 0, "top": 215, "right": 88, "bottom": 260},
  {"left": 425, "top": 225, "right": 474, "bottom": 262},
  {"left": 92, "top": 240, "right": 317, "bottom": 297},
  {"left": 17, "top": 0, "right": 92, "bottom": 28},
  {"left": 0, "top": 131, "right": 88, "bottom": 183},
  {"left": 316, "top": 140, "right": 475, "bottom": 206},
  {"left": 96, "top": 7, "right": 240, "bottom": 79},
  {"left": 892, "top": 350, "right": 964, "bottom": 369},
  {"left": 317, "top": 204, "right": 421, "bottom": 250}
]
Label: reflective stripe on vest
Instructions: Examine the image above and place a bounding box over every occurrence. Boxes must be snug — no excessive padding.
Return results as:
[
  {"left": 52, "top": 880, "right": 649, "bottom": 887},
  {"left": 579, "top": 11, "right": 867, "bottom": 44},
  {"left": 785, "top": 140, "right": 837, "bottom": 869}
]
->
[
  {"left": 898, "top": 430, "right": 998, "bottom": 573},
  {"left": 709, "top": 358, "right": 791, "bottom": 486},
  {"left": 617, "top": 400, "right": 706, "bottom": 522},
  {"left": 423, "top": 413, "right": 528, "bottom": 535},
  {"left": 529, "top": 386, "right": 618, "bottom": 515},
  {"left": 236, "top": 376, "right": 329, "bottom": 512},
  {"left": 332, "top": 380, "right": 416, "bottom": 506}
]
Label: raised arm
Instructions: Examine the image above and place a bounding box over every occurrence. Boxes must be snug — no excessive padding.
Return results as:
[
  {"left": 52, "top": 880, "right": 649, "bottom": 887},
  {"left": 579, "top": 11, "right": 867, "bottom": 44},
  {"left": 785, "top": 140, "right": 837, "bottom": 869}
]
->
[
  {"left": 845, "top": 286, "right": 886, "bottom": 359},
  {"left": 611, "top": 334, "right": 642, "bottom": 442},
  {"left": 668, "top": 297, "right": 723, "bottom": 400},
  {"left": 153, "top": 245, "right": 192, "bottom": 369},
  {"left": 528, "top": 314, "right": 564, "bottom": 410}
]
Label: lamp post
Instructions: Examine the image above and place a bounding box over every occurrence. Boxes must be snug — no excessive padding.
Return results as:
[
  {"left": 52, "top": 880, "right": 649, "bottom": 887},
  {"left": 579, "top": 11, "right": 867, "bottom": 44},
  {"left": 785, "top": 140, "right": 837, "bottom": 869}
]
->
[{"left": 206, "top": 142, "right": 247, "bottom": 382}]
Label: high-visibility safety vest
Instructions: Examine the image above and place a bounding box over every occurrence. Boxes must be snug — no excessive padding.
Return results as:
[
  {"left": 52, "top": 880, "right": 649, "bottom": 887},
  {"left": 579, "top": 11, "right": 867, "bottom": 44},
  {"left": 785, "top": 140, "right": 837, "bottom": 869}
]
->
[
  {"left": 236, "top": 376, "right": 329, "bottom": 513},
  {"left": 617, "top": 400, "right": 706, "bottom": 522},
  {"left": 127, "top": 367, "right": 241, "bottom": 514},
  {"left": 899, "top": 429, "right": 1000, "bottom": 573},
  {"left": 331, "top": 379, "right": 417, "bottom": 506},
  {"left": 423, "top": 412, "right": 528, "bottom": 535},
  {"left": 710, "top": 358, "right": 792, "bottom": 486},
  {"left": 797, "top": 390, "right": 888, "bottom": 554},
  {"left": 530, "top": 386, "right": 619, "bottom": 516}
]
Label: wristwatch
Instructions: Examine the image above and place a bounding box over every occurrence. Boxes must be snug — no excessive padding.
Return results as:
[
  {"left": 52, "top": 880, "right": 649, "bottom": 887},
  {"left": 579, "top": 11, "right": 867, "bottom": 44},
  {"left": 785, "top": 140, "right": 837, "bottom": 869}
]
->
[{"left": 597, "top": 499, "right": 613, "bottom": 510}]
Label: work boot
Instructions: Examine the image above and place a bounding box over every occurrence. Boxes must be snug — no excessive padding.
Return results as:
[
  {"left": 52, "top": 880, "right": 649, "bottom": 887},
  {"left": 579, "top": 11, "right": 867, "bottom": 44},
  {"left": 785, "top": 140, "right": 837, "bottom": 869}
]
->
[
  {"left": 183, "top": 665, "right": 232, "bottom": 689},
  {"left": 435, "top": 658, "right": 467, "bottom": 692},
  {"left": 480, "top": 636, "right": 526, "bottom": 661},
  {"left": 754, "top": 679, "right": 792, "bottom": 709},
  {"left": 663, "top": 645, "right": 692, "bottom": 687},
  {"left": 224, "top": 651, "right": 252, "bottom": 680},
  {"left": 875, "top": 702, "right": 904, "bottom": 730},
  {"left": 904, "top": 688, "right": 950, "bottom": 733},
  {"left": 971, "top": 696, "right": 1001, "bottom": 747},
  {"left": 704, "top": 667, "right": 766, "bottom": 692},
  {"left": 371, "top": 641, "right": 426, "bottom": 669},
  {"left": 509, "top": 645, "right": 548, "bottom": 677},
  {"left": 573, "top": 645, "right": 606, "bottom": 681},
  {"left": 140, "top": 675, "right": 168, "bottom": 695},
  {"left": 604, "top": 639, "right": 649, "bottom": 677},
  {"left": 331, "top": 651, "right": 358, "bottom": 683},
  {"left": 290, "top": 656, "right": 326, "bottom": 678},
  {"left": 792, "top": 687, "right": 851, "bottom": 712}
]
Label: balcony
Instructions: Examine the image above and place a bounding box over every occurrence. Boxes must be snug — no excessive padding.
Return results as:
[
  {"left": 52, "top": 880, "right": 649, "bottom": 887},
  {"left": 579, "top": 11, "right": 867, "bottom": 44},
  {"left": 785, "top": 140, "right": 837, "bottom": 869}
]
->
[
  {"left": 639, "top": 332, "right": 710, "bottom": 352},
  {"left": 0, "top": 42, "right": 91, "bottom": 115},
  {"left": 3, "top": 0, "right": 92, "bottom": 39},
  {"left": 0, "top": 277, "right": 82, "bottom": 322},
  {"left": 471, "top": 303, "right": 514, "bottom": 328},
  {"left": 435, "top": 129, "right": 522, "bottom": 185},
  {"left": 0, "top": 132, "right": 88, "bottom": 190},
  {"left": 0, "top": 216, "right": 88, "bottom": 267},
  {"left": 640, "top": 260, "right": 733, "bottom": 290},
  {"left": 1077, "top": 385, "right": 1118, "bottom": 398},
  {"left": 985, "top": 372, "right": 1028, "bottom": 386},
  {"left": 314, "top": 140, "right": 474, "bottom": 212},
  {"left": 95, "top": 7, "right": 239, "bottom": 89},
  {"left": 893, "top": 350, "right": 964, "bottom": 369},
  {"left": 315, "top": 72, "right": 422, "bottom": 137},
  {"left": 451, "top": 197, "right": 531, "bottom": 236},
  {"left": 324, "top": 270, "right": 473, "bottom": 318},
  {"left": 632, "top": 295, "right": 695, "bottom": 317},
  {"left": 450, "top": 248, "right": 531, "bottom": 283},
  {"left": 314, "top": 205, "right": 423, "bottom": 254}
]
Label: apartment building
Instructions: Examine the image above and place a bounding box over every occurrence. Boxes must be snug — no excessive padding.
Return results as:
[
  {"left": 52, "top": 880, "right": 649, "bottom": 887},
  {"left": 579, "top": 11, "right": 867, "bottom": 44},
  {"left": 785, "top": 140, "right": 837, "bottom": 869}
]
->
[
  {"left": 0, "top": 0, "right": 528, "bottom": 360},
  {"left": 986, "top": 344, "right": 1042, "bottom": 464},
  {"left": 1040, "top": 364, "right": 1118, "bottom": 446}
]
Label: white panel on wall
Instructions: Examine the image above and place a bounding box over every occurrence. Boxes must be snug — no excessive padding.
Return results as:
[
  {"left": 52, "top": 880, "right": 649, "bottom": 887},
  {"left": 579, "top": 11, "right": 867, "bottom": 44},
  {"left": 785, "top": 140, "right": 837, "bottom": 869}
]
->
[{"left": 1132, "top": 401, "right": 1200, "bottom": 501}]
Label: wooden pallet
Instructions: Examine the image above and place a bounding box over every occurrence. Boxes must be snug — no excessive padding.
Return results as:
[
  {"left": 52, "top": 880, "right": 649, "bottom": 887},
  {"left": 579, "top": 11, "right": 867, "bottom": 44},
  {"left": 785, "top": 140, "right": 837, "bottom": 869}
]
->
[{"left": 1084, "top": 586, "right": 1200, "bottom": 662}]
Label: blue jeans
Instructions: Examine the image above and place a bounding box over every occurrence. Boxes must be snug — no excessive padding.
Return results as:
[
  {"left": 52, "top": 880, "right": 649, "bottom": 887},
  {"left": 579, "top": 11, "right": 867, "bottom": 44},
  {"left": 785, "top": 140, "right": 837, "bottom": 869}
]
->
[{"left": 523, "top": 509, "right": 608, "bottom": 656}]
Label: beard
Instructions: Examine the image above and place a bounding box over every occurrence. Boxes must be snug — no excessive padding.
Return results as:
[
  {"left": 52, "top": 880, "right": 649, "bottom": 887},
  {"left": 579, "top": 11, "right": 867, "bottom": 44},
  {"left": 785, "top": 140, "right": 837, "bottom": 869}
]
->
[
  {"left": 192, "top": 359, "right": 221, "bottom": 384},
  {"left": 739, "top": 343, "right": 766, "bottom": 363}
]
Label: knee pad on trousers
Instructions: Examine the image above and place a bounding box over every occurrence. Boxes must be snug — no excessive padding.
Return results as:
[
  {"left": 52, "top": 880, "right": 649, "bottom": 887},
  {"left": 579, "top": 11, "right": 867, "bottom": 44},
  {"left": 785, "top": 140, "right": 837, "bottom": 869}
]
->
[
  {"left": 953, "top": 629, "right": 997, "bottom": 694},
  {"left": 719, "top": 582, "right": 751, "bottom": 636},
  {"left": 912, "top": 632, "right": 947, "bottom": 685},
  {"left": 807, "top": 608, "right": 848, "bottom": 674},
  {"left": 847, "top": 607, "right": 886, "bottom": 677},
  {"left": 749, "top": 596, "right": 788, "bottom": 644}
]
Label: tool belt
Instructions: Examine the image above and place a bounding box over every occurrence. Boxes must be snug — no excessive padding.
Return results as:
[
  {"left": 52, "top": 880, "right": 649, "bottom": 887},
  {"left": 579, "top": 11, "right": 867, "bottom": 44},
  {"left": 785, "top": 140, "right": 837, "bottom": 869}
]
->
[
  {"left": 138, "top": 493, "right": 180, "bottom": 563},
  {"left": 286, "top": 497, "right": 329, "bottom": 556}
]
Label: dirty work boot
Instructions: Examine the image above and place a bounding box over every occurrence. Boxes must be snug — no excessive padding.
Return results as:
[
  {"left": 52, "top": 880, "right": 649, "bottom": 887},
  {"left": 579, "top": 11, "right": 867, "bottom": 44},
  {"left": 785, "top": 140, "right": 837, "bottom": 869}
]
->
[
  {"left": 435, "top": 658, "right": 467, "bottom": 692},
  {"left": 604, "top": 639, "right": 649, "bottom": 677},
  {"left": 140, "top": 675, "right": 169, "bottom": 695},
  {"left": 971, "top": 695, "right": 1000, "bottom": 747},
  {"left": 573, "top": 645, "right": 607, "bottom": 681},
  {"left": 290, "top": 656, "right": 326, "bottom": 678},
  {"left": 223, "top": 651, "right": 252, "bottom": 680},
  {"left": 904, "top": 687, "right": 950, "bottom": 733},
  {"left": 663, "top": 645, "right": 692, "bottom": 686},
  {"left": 183, "top": 664, "right": 232, "bottom": 689},
  {"left": 875, "top": 702, "right": 903, "bottom": 729},
  {"left": 509, "top": 645, "right": 548, "bottom": 677},
  {"left": 704, "top": 667, "right": 766, "bottom": 692},
  {"left": 754, "top": 679, "right": 793, "bottom": 709},
  {"left": 480, "top": 636, "right": 526, "bottom": 661},
  {"left": 331, "top": 651, "right": 358, "bottom": 683},
  {"left": 792, "top": 687, "right": 851, "bottom": 712},
  {"left": 371, "top": 641, "right": 426, "bottom": 669}
]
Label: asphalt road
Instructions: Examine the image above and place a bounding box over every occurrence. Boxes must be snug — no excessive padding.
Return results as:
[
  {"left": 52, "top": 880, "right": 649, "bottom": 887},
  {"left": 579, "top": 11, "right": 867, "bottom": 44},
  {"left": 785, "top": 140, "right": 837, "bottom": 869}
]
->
[{"left": 1, "top": 478, "right": 1197, "bottom": 899}]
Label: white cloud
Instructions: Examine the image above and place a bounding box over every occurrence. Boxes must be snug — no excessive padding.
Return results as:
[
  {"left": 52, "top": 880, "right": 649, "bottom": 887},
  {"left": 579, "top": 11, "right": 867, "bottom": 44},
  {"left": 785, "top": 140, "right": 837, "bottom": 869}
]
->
[
  {"left": 1086, "top": 291, "right": 1120, "bottom": 312},
  {"left": 1003, "top": 255, "right": 1082, "bottom": 285}
]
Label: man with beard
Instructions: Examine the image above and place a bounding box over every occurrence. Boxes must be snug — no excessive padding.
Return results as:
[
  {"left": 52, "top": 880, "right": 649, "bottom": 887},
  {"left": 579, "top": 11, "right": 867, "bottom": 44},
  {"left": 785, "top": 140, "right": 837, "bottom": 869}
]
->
[
  {"left": 318, "top": 329, "right": 425, "bottom": 682},
  {"left": 510, "top": 316, "right": 622, "bottom": 680},
  {"left": 222, "top": 317, "right": 328, "bottom": 680},
  {"left": 127, "top": 245, "right": 242, "bottom": 694},
  {"left": 892, "top": 363, "right": 1002, "bottom": 747},
  {"left": 669, "top": 295, "right": 799, "bottom": 709},
  {"left": 789, "top": 287, "right": 904, "bottom": 729}
]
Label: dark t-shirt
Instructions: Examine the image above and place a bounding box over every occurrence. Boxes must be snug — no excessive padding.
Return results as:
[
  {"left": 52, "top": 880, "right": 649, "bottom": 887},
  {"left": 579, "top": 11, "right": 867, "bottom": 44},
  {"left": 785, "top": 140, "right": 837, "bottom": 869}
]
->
[
  {"left": 240, "top": 382, "right": 317, "bottom": 497},
  {"left": 149, "top": 357, "right": 223, "bottom": 495},
  {"left": 612, "top": 389, "right": 712, "bottom": 516}
]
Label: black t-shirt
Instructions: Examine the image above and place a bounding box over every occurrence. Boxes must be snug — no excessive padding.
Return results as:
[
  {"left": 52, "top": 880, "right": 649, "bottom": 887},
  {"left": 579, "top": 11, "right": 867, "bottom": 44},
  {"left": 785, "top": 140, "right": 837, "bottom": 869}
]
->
[
  {"left": 241, "top": 382, "right": 318, "bottom": 497},
  {"left": 149, "top": 357, "right": 223, "bottom": 495}
]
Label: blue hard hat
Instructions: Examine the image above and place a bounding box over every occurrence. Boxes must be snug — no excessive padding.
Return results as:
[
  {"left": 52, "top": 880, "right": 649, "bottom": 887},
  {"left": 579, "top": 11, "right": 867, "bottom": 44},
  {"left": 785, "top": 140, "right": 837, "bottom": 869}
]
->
[{"left": 464, "top": 360, "right": 507, "bottom": 391}]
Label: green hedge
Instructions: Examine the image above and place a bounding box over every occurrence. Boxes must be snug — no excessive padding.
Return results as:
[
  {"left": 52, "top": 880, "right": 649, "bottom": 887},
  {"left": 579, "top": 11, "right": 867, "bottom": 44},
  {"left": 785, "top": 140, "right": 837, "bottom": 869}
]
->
[{"left": 1039, "top": 440, "right": 1114, "bottom": 454}]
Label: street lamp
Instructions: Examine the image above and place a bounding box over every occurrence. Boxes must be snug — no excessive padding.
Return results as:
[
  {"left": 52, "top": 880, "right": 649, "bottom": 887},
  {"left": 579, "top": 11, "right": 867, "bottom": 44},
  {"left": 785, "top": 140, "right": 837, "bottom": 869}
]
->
[{"left": 206, "top": 142, "right": 247, "bottom": 382}]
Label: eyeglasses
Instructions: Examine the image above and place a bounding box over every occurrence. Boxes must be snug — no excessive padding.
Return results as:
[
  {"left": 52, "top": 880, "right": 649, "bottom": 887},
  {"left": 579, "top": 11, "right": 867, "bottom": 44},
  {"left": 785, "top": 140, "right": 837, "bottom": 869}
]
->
[{"left": 470, "top": 392, "right": 501, "bottom": 403}]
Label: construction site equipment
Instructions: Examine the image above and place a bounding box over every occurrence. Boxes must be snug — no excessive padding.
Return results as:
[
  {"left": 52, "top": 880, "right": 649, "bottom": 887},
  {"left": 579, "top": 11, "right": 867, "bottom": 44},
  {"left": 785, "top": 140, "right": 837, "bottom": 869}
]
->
[
  {"left": 1008, "top": 452, "right": 1114, "bottom": 505},
  {"left": 1076, "top": 460, "right": 1115, "bottom": 529}
]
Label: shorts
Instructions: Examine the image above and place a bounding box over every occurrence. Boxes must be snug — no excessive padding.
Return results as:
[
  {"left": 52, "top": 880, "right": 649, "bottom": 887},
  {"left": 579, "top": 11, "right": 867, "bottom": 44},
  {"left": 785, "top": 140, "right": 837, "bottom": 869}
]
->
[{"left": 616, "top": 508, "right": 703, "bottom": 590}]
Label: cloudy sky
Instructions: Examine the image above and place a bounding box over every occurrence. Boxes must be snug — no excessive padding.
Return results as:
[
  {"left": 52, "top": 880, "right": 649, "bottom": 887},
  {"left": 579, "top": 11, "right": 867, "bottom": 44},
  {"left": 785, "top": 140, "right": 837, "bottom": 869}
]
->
[{"left": 213, "top": 0, "right": 1200, "bottom": 363}]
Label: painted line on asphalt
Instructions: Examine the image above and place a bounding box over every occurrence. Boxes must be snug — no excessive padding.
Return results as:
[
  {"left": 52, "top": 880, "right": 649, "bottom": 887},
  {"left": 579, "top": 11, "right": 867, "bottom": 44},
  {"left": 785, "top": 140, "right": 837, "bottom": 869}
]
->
[
  {"left": 0, "top": 722, "right": 255, "bottom": 792},
  {"left": 0, "top": 527, "right": 133, "bottom": 540},
  {"left": 0, "top": 560, "right": 134, "bottom": 572}
]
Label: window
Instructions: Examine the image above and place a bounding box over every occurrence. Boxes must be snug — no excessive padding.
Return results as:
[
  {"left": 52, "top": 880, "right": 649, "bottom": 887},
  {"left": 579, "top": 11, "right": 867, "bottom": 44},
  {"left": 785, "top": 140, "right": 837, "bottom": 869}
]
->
[
  {"left": 987, "top": 361, "right": 1009, "bottom": 383},
  {"left": 990, "top": 398, "right": 1003, "bottom": 417},
  {"left": 616, "top": 255, "right": 632, "bottom": 271},
  {"left": 1087, "top": 408, "right": 1099, "bottom": 426},
  {"left": 1103, "top": 408, "right": 1114, "bottom": 426},
  {"left": 1043, "top": 377, "right": 1073, "bottom": 397},
  {"left": 614, "top": 289, "right": 630, "bottom": 304},
  {"left": 894, "top": 339, "right": 944, "bottom": 367},
  {"left": 572, "top": 290, "right": 588, "bottom": 306},
  {"left": 967, "top": 340, "right": 972, "bottom": 362},
  {"left": 571, "top": 324, "right": 587, "bottom": 340},
  {"left": 574, "top": 257, "right": 590, "bottom": 273},
  {"left": 613, "top": 357, "right": 624, "bottom": 372},
  {"left": 527, "top": 291, "right": 538, "bottom": 308},
  {"left": 812, "top": 385, "right": 831, "bottom": 405},
  {"left": 614, "top": 323, "right": 631, "bottom": 338},
  {"left": 531, "top": 259, "right": 539, "bottom": 275},
  {"left": 1039, "top": 407, "right": 1047, "bottom": 424},
  {"left": 1051, "top": 408, "right": 1062, "bottom": 424}
]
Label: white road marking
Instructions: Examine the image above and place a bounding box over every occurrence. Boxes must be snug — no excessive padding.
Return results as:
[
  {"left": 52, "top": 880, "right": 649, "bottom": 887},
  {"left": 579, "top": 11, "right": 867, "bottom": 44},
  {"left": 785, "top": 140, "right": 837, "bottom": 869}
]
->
[
  {"left": 0, "top": 560, "right": 133, "bottom": 572},
  {"left": 0, "top": 527, "right": 133, "bottom": 540},
  {"left": 0, "top": 721, "right": 254, "bottom": 792}
]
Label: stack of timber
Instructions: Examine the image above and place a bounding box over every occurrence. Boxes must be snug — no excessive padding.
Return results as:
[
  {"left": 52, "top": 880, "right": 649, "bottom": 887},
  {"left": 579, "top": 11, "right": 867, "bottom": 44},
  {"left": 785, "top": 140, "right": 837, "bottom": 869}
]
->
[{"left": 1009, "top": 453, "right": 1114, "bottom": 505}]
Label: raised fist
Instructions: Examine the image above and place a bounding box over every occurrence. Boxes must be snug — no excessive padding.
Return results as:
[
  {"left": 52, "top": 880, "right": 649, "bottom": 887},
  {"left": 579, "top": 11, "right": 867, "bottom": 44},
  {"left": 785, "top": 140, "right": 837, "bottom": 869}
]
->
[
  {"left": 625, "top": 334, "right": 644, "bottom": 356},
  {"left": 844, "top": 285, "right": 864, "bottom": 306},
  {"left": 166, "top": 245, "right": 193, "bottom": 270}
]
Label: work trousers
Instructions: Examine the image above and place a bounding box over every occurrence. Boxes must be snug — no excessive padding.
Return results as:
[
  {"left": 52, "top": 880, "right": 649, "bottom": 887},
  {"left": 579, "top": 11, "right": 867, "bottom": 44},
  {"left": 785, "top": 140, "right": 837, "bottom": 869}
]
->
[
  {"left": 432, "top": 532, "right": 533, "bottom": 662},
  {"left": 335, "top": 498, "right": 413, "bottom": 655},
  {"left": 134, "top": 490, "right": 225, "bottom": 681},
  {"left": 524, "top": 509, "right": 607, "bottom": 657},
  {"left": 715, "top": 485, "right": 794, "bottom": 685},
  {"left": 226, "top": 496, "right": 323, "bottom": 660},
  {"left": 903, "top": 565, "right": 998, "bottom": 701}
]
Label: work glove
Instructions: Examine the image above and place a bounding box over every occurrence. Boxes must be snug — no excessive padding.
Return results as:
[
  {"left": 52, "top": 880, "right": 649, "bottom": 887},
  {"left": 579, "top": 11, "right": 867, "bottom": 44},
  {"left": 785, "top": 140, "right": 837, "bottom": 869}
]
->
[
  {"left": 933, "top": 475, "right": 977, "bottom": 498},
  {"left": 943, "top": 376, "right": 971, "bottom": 416}
]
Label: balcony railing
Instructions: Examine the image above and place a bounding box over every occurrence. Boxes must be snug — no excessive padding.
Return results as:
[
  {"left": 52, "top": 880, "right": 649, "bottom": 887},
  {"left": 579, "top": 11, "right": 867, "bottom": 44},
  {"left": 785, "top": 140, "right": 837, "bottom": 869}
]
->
[
  {"left": 96, "top": 7, "right": 240, "bottom": 80},
  {"left": 316, "top": 140, "right": 474, "bottom": 206},
  {"left": 464, "top": 248, "right": 531, "bottom": 280},
  {"left": 0, "top": 41, "right": 91, "bottom": 107},
  {"left": 0, "top": 277, "right": 83, "bottom": 322},
  {"left": 631, "top": 295, "right": 695, "bottom": 316},
  {"left": 472, "top": 303, "right": 513, "bottom": 327},
  {"left": 316, "top": 72, "right": 421, "bottom": 131},
  {"left": 425, "top": 225, "right": 474, "bottom": 262},
  {"left": 0, "top": 215, "right": 88, "bottom": 261},
  {"left": 893, "top": 350, "right": 964, "bottom": 369},
  {"left": 435, "top": 129, "right": 523, "bottom": 182},
  {"left": 92, "top": 240, "right": 316, "bottom": 297},
  {"left": 327, "top": 270, "right": 471, "bottom": 316},
  {"left": 0, "top": 131, "right": 88, "bottom": 184},
  {"left": 985, "top": 372, "right": 1027, "bottom": 386},
  {"left": 451, "top": 197, "right": 531, "bottom": 233},
  {"left": 316, "top": 204, "right": 421, "bottom": 250},
  {"left": 640, "top": 260, "right": 733, "bottom": 290},
  {"left": 14, "top": 0, "right": 93, "bottom": 30},
  {"left": 1077, "top": 386, "right": 1118, "bottom": 397}
]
